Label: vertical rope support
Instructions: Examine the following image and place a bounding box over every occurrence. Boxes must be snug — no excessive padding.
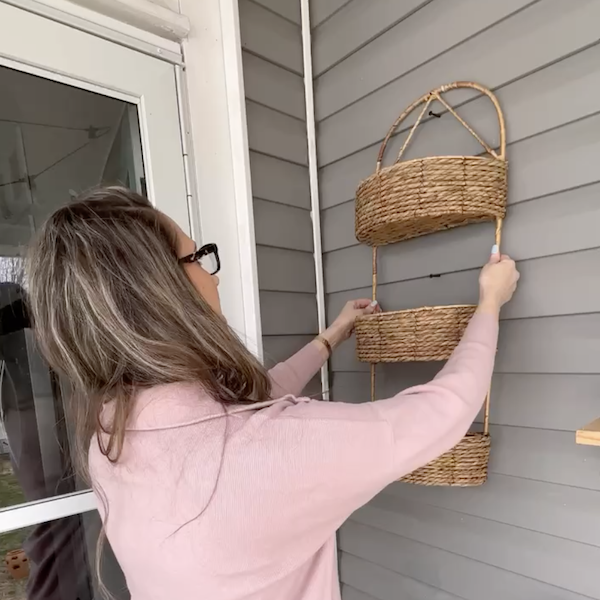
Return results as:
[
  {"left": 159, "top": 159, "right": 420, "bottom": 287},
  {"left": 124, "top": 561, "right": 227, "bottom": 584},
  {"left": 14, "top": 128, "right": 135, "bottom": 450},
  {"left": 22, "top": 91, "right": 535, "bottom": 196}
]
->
[
  {"left": 483, "top": 217, "right": 504, "bottom": 435},
  {"left": 370, "top": 246, "right": 378, "bottom": 402}
]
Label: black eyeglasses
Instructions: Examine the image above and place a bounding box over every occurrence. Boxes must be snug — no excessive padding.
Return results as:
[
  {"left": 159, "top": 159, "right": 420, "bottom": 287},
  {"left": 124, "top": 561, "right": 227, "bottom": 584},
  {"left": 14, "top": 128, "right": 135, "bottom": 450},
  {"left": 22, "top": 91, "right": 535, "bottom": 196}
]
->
[{"left": 179, "top": 243, "right": 220, "bottom": 275}]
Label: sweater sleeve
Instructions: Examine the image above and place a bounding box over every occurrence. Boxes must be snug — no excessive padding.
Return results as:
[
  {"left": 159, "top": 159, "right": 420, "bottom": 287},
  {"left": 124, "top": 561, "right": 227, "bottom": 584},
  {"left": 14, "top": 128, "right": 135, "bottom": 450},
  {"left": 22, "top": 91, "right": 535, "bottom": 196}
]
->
[
  {"left": 268, "top": 342, "right": 326, "bottom": 398},
  {"left": 246, "top": 313, "right": 498, "bottom": 543}
]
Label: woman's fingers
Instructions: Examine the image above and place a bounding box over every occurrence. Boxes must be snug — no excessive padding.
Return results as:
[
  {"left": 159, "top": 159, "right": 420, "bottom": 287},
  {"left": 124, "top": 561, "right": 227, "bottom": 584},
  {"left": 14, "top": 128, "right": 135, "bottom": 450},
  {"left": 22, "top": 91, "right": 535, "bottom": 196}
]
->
[{"left": 352, "top": 298, "right": 373, "bottom": 309}]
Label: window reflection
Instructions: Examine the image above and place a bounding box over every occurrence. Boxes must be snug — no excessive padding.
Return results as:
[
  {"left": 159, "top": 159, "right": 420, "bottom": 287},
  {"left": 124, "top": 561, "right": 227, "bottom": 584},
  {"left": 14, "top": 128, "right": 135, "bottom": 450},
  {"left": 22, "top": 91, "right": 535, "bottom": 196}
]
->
[{"left": 0, "top": 61, "right": 143, "bottom": 600}]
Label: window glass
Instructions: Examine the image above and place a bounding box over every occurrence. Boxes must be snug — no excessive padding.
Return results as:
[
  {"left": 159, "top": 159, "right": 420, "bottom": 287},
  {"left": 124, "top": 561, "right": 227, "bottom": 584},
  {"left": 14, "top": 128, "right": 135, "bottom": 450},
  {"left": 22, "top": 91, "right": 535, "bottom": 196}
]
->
[{"left": 0, "top": 63, "right": 145, "bottom": 510}]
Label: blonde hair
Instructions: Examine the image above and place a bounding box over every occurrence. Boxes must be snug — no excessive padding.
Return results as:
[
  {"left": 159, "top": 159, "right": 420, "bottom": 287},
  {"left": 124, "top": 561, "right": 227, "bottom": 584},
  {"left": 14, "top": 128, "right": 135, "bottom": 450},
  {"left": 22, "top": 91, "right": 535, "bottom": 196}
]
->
[{"left": 25, "top": 187, "right": 271, "bottom": 595}]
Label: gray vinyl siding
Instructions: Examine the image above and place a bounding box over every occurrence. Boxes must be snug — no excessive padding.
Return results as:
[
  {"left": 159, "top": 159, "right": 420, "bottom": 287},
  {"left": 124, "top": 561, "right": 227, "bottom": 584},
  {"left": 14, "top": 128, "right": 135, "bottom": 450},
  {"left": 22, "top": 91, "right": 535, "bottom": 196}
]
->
[
  {"left": 313, "top": 1, "right": 600, "bottom": 598},
  {"left": 239, "top": 0, "right": 319, "bottom": 394}
]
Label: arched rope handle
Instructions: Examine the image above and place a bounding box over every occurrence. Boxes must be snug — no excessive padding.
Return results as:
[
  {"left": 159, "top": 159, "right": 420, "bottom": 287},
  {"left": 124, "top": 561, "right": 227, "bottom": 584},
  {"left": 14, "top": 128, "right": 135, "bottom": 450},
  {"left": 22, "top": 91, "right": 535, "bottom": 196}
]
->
[
  {"left": 375, "top": 81, "right": 506, "bottom": 172},
  {"left": 369, "top": 219, "right": 503, "bottom": 437}
]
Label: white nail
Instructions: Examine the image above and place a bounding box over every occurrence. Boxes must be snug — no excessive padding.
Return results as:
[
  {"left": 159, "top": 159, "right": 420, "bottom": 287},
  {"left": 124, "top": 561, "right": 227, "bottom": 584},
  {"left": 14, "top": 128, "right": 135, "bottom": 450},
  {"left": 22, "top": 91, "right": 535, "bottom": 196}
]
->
[{"left": 370, "top": 300, "right": 378, "bottom": 307}]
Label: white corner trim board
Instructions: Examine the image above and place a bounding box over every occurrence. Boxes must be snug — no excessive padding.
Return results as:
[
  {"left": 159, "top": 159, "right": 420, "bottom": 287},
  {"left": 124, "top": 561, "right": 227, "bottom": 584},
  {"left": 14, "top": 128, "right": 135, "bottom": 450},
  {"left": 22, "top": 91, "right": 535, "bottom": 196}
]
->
[
  {"left": 179, "top": 0, "right": 263, "bottom": 359},
  {"left": 218, "top": 0, "right": 264, "bottom": 360},
  {"left": 4, "top": 0, "right": 186, "bottom": 61}
]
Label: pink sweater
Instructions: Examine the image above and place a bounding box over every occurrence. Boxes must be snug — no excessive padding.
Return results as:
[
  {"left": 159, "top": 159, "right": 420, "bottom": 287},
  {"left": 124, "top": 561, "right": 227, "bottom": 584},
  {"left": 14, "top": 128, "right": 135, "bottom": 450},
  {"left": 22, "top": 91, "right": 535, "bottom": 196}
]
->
[{"left": 89, "top": 313, "right": 498, "bottom": 600}]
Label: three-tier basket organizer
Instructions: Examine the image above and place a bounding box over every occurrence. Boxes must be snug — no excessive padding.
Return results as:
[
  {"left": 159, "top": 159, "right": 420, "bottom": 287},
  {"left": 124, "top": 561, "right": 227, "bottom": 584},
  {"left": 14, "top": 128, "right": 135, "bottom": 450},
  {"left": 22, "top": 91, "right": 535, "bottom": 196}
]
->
[{"left": 354, "top": 81, "right": 507, "bottom": 486}]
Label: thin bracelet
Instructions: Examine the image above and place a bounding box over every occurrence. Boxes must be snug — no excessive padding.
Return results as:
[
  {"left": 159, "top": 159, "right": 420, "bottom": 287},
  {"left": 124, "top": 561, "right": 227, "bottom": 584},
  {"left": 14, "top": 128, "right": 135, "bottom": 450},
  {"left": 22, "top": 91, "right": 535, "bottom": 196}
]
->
[{"left": 315, "top": 334, "right": 333, "bottom": 357}]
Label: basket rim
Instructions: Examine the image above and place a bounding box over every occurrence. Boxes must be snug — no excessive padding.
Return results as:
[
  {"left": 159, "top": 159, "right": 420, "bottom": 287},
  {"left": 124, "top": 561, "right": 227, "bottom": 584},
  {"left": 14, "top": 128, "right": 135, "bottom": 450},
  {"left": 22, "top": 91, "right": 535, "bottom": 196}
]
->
[
  {"left": 369, "top": 153, "right": 506, "bottom": 172},
  {"left": 357, "top": 304, "right": 477, "bottom": 320}
]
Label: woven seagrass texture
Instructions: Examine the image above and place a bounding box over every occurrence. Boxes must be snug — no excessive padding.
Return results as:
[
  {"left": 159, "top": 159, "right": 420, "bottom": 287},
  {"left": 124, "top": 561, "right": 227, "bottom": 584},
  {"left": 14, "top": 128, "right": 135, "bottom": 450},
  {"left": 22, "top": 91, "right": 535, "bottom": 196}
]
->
[
  {"left": 355, "top": 81, "right": 507, "bottom": 246},
  {"left": 400, "top": 433, "right": 490, "bottom": 486},
  {"left": 355, "top": 156, "right": 506, "bottom": 245},
  {"left": 355, "top": 305, "right": 476, "bottom": 363}
]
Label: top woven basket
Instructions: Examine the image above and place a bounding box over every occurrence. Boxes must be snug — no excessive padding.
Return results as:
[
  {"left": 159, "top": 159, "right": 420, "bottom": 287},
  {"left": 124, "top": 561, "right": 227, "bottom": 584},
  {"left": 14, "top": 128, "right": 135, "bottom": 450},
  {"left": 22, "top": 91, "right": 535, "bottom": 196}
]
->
[{"left": 355, "top": 81, "right": 507, "bottom": 246}]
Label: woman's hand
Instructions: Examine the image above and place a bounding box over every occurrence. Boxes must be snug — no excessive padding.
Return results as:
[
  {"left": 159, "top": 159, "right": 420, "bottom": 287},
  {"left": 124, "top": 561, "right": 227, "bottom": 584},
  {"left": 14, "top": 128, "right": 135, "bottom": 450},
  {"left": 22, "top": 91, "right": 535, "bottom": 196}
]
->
[
  {"left": 321, "top": 299, "right": 380, "bottom": 351},
  {"left": 477, "top": 248, "right": 520, "bottom": 316}
]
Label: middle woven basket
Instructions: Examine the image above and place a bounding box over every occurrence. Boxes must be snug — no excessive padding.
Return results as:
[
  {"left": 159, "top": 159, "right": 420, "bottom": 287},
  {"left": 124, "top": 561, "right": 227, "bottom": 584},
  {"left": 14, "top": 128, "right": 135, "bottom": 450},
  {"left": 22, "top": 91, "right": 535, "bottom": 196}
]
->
[
  {"left": 356, "top": 216, "right": 503, "bottom": 364},
  {"left": 356, "top": 304, "right": 476, "bottom": 363}
]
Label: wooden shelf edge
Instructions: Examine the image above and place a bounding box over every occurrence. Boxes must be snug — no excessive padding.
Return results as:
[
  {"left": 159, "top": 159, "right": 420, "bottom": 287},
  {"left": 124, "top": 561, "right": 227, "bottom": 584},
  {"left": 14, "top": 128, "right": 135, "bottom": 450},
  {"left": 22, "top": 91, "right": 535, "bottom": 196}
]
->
[{"left": 576, "top": 418, "right": 600, "bottom": 447}]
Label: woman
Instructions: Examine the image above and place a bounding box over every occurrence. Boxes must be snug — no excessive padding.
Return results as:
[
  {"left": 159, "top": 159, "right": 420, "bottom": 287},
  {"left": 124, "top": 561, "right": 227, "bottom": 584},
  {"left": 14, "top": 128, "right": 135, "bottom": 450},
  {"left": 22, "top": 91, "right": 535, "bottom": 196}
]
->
[{"left": 26, "top": 187, "right": 519, "bottom": 600}]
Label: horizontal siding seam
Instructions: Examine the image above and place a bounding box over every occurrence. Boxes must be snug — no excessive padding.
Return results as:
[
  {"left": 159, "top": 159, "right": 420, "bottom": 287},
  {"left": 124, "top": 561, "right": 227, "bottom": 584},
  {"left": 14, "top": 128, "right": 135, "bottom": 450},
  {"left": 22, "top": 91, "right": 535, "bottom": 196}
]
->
[
  {"left": 261, "top": 332, "right": 319, "bottom": 338},
  {"left": 241, "top": 47, "right": 303, "bottom": 77},
  {"left": 249, "top": 150, "right": 309, "bottom": 171},
  {"left": 258, "top": 287, "right": 316, "bottom": 294},
  {"left": 245, "top": 97, "right": 307, "bottom": 123},
  {"left": 339, "top": 552, "right": 469, "bottom": 600},
  {"left": 247, "top": 0, "right": 301, "bottom": 27},
  {"left": 260, "top": 289, "right": 317, "bottom": 296},
  {"left": 317, "top": 29, "right": 600, "bottom": 167},
  {"left": 320, "top": 105, "right": 600, "bottom": 203},
  {"left": 377, "top": 489, "right": 600, "bottom": 550},
  {"left": 329, "top": 311, "right": 600, "bottom": 328},
  {"left": 316, "top": 0, "right": 540, "bottom": 125},
  {"left": 332, "top": 371, "right": 600, "bottom": 378},
  {"left": 262, "top": 334, "right": 313, "bottom": 338},
  {"left": 343, "top": 520, "right": 598, "bottom": 599},
  {"left": 332, "top": 369, "right": 600, "bottom": 378},
  {"left": 488, "top": 469, "right": 600, "bottom": 496},
  {"left": 325, "top": 244, "right": 600, "bottom": 292},
  {"left": 254, "top": 196, "right": 312, "bottom": 212},
  {"left": 321, "top": 84, "right": 600, "bottom": 170},
  {"left": 314, "top": 0, "right": 434, "bottom": 78},
  {"left": 500, "top": 310, "right": 600, "bottom": 323},
  {"left": 311, "top": 0, "right": 354, "bottom": 30},
  {"left": 486, "top": 471, "right": 600, "bottom": 494},
  {"left": 247, "top": 146, "right": 308, "bottom": 168},
  {"left": 256, "top": 242, "right": 314, "bottom": 254},
  {"left": 340, "top": 583, "right": 381, "bottom": 600},
  {"left": 339, "top": 307, "right": 600, "bottom": 322}
]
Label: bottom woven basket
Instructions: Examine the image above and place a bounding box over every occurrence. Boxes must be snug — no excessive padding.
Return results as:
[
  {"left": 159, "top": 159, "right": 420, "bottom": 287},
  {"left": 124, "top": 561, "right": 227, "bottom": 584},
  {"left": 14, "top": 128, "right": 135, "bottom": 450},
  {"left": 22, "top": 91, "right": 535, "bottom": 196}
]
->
[
  {"left": 356, "top": 305, "right": 476, "bottom": 363},
  {"left": 400, "top": 431, "right": 490, "bottom": 486}
]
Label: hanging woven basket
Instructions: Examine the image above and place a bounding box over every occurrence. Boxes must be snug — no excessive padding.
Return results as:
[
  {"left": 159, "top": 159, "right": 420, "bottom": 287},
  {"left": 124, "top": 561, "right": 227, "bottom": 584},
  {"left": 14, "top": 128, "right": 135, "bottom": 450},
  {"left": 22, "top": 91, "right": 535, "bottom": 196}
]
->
[
  {"left": 355, "top": 81, "right": 507, "bottom": 246},
  {"left": 355, "top": 304, "right": 476, "bottom": 363},
  {"left": 355, "top": 214, "right": 502, "bottom": 363},
  {"left": 400, "top": 425, "right": 491, "bottom": 486},
  {"left": 355, "top": 213, "right": 501, "bottom": 364},
  {"left": 354, "top": 213, "right": 503, "bottom": 365}
]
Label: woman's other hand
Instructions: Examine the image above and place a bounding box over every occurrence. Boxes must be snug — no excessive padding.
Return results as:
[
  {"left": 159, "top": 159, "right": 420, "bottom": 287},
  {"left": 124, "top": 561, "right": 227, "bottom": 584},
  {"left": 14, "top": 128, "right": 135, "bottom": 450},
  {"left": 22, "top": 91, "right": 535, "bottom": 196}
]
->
[
  {"left": 320, "top": 299, "right": 380, "bottom": 351},
  {"left": 334, "top": 299, "right": 380, "bottom": 340},
  {"left": 478, "top": 247, "right": 520, "bottom": 316}
]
